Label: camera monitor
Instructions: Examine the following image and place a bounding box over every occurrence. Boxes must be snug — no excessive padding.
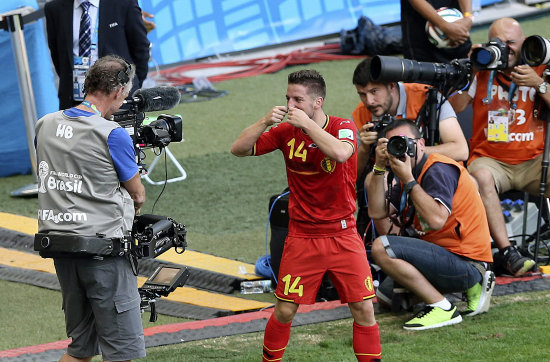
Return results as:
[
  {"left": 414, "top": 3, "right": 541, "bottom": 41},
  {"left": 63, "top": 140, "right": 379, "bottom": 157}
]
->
[{"left": 141, "top": 265, "right": 190, "bottom": 296}]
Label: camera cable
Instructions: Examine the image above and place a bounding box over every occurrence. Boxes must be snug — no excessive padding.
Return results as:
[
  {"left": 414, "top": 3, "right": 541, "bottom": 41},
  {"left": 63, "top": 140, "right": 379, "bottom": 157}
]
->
[
  {"left": 255, "top": 190, "right": 290, "bottom": 282},
  {"left": 150, "top": 149, "right": 169, "bottom": 214}
]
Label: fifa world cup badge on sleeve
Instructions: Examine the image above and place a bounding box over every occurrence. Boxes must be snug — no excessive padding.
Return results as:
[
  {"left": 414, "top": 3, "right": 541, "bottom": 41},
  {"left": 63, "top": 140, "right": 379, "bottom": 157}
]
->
[{"left": 339, "top": 128, "right": 354, "bottom": 141}]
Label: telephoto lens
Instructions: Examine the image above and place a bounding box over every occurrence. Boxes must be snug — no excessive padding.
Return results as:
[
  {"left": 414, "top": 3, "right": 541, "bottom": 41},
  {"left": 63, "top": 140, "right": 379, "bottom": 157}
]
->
[
  {"left": 369, "top": 55, "right": 472, "bottom": 93},
  {"left": 521, "top": 35, "right": 550, "bottom": 66}
]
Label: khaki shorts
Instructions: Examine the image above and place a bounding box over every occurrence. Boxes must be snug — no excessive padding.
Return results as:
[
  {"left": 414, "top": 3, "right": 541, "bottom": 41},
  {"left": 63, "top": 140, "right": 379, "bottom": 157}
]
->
[
  {"left": 54, "top": 256, "right": 145, "bottom": 360},
  {"left": 468, "top": 155, "right": 550, "bottom": 197}
]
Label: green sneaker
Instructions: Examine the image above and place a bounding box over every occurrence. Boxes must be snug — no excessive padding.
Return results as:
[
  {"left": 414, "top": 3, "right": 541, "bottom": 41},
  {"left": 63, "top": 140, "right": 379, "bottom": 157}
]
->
[
  {"left": 503, "top": 246, "right": 536, "bottom": 276},
  {"left": 464, "top": 270, "right": 495, "bottom": 317},
  {"left": 403, "top": 305, "right": 462, "bottom": 331}
]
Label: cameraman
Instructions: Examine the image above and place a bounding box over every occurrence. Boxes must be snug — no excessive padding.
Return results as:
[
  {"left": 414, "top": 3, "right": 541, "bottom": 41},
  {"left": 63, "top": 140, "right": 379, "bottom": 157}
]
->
[
  {"left": 352, "top": 57, "right": 469, "bottom": 237},
  {"left": 35, "top": 55, "right": 146, "bottom": 361},
  {"left": 450, "top": 18, "right": 549, "bottom": 276},
  {"left": 365, "top": 119, "right": 494, "bottom": 330}
]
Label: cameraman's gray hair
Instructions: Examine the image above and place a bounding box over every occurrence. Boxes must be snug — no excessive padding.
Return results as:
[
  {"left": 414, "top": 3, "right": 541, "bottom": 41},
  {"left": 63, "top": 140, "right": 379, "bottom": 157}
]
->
[{"left": 83, "top": 54, "right": 136, "bottom": 96}]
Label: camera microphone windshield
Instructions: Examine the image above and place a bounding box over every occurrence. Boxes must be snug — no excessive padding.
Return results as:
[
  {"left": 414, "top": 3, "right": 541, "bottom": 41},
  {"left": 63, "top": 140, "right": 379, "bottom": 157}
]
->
[
  {"left": 522, "top": 35, "right": 550, "bottom": 66},
  {"left": 127, "top": 86, "right": 182, "bottom": 112}
]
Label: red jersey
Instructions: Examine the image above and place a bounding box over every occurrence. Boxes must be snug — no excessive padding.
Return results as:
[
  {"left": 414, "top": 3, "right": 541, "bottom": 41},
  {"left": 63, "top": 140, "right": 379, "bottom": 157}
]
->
[
  {"left": 469, "top": 66, "right": 547, "bottom": 165},
  {"left": 253, "top": 116, "right": 357, "bottom": 235}
]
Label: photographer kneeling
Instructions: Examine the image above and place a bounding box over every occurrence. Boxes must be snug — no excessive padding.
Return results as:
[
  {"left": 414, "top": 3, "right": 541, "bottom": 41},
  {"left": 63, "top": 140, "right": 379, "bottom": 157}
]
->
[
  {"left": 365, "top": 119, "right": 494, "bottom": 331},
  {"left": 35, "top": 55, "right": 146, "bottom": 361}
]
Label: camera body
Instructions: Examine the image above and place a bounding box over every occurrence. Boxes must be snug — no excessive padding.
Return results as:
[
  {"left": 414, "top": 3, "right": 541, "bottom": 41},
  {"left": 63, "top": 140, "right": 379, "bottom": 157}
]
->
[
  {"left": 387, "top": 135, "right": 417, "bottom": 158},
  {"left": 112, "top": 111, "right": 183, "bottom": 149},
  {"left": 111, "top": 102, "right": 183, "bottom": 173},
  {"left": 130, "top": 214, "right": 187, "bottom": 259},
  {"left": 470, "top": 38, "right": 509, "bottom": 70},
  {"left": 372, "top": 115, "right": 394, "bottom": 137}
]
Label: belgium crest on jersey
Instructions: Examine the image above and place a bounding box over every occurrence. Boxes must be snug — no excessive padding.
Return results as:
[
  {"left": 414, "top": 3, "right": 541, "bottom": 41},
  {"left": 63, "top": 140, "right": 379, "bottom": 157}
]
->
[{"left": 320, "top": 156, "right": 336, "bottom": 173}]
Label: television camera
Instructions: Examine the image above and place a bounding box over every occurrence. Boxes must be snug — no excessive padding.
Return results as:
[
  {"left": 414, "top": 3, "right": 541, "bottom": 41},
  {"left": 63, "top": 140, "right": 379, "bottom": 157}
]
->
[
  {"left": 113, "top": 87, "right": 187, "bottom": 319},
  {"left": 128, "top": 213, "right": 188, "bottom": 321},
  {"left": 129, "top": 214, "right": 187, "bottom": 260},
  {"left": 111, "top": 86, "right": 183, "bottom": 172}
]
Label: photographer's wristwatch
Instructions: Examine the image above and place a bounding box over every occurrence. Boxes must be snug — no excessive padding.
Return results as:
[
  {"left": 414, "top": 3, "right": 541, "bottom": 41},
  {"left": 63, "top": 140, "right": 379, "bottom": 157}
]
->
[
  {"left": 403, "top": 180, "right": 418, "bottom": 193},
  {"left": 538, "top": 81, "right": 548, "bottom": 95}
]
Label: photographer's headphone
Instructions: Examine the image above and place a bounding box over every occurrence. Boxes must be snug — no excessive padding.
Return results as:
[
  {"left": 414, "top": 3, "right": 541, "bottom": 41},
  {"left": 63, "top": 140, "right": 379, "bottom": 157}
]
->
[{"left": 117, "top": 59, "right": 131, "bottom": 86}]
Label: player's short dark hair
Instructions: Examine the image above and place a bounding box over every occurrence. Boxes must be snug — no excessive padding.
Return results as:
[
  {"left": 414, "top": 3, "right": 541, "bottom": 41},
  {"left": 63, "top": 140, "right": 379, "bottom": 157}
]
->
[
  {"left": 288, "top": 69, "right": 326, "bottom": 99},
  {"left": 83, "top": 54, "right": 136, "bottom": 96}
]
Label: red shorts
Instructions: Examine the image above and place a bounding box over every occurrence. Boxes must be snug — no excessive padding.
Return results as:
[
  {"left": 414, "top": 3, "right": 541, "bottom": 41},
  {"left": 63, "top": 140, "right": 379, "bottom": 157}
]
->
[{"left": 274, "top": 231, "right": 375, "bottom": 304}]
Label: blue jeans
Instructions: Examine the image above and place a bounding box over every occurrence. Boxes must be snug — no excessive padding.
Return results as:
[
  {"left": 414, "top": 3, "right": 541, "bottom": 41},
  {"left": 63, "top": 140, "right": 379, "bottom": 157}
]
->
[{"left": 379, "top": 235, "right": 483, "bottom": 294}]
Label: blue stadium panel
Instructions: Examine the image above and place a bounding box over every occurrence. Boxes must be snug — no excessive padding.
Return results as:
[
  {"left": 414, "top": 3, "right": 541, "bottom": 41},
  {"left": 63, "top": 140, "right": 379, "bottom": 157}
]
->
[
  {"left": 140, "top": 0, "right": 403, "bottom": 65},
  {"left": 140, "top": 0, "right": 501, "bottom": 66}
]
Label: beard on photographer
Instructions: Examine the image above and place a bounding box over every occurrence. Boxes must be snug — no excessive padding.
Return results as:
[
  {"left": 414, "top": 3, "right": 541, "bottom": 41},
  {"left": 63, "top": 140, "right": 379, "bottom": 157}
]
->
[{"left": 35, "top": 54, "right": 146, "bottom": 361}]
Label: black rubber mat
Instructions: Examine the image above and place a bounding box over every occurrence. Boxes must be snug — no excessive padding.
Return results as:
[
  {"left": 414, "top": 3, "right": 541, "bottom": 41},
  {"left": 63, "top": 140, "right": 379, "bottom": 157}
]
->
[
  {"left": 493, "top": 277, "right": 550, "bottom": 296},
  {"left": 0, "top": 265, "right": 229, "bottom": 320},
  {"left": 2, "top": 350, "right": 65, "bottom": 361},
  {"left": 144, "top": 305, "right": 351, "bottom": 348}
]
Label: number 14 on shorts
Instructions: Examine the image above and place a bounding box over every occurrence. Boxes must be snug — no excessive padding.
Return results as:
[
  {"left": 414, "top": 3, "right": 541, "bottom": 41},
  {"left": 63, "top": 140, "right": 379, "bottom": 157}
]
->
[{"left": 281, "top": 274, "right": 304, "bottom": 297}]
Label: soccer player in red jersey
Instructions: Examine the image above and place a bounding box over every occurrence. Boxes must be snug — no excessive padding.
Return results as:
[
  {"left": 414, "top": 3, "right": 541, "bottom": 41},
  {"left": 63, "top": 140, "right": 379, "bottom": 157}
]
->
[{"left": 231, "top": 69, "right": 381, "bottom": 361}]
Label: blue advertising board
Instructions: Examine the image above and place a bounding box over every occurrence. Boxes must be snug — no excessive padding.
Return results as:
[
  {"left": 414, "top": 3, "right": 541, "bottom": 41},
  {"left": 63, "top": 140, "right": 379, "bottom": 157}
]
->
[{"left": 140, "top": 0, "right": 501, "bottom": 67}]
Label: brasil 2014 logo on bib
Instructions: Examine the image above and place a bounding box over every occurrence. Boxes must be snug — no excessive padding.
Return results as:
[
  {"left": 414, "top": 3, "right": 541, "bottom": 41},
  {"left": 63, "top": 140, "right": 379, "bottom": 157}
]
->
[{"left": 38, "top": 161, "right": 49, "bottom": 193}]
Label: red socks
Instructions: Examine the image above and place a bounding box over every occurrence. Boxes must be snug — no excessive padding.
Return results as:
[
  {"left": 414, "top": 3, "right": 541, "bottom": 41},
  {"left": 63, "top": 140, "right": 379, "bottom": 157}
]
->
[
  {"left": 262, "top": 314, "right": 291, "bottom": 361},
  {"left": 263, "top": 315, "right": 381, "bottom": 361},
  {"left": 353, "top": 322, "right": 382, "bottom": 361}
]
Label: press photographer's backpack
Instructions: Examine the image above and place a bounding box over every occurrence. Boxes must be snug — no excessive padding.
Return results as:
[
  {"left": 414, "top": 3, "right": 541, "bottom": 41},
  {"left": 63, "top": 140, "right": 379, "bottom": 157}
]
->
[{"left": 340, "top": 16, "right": 403, "bottom": 56}]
